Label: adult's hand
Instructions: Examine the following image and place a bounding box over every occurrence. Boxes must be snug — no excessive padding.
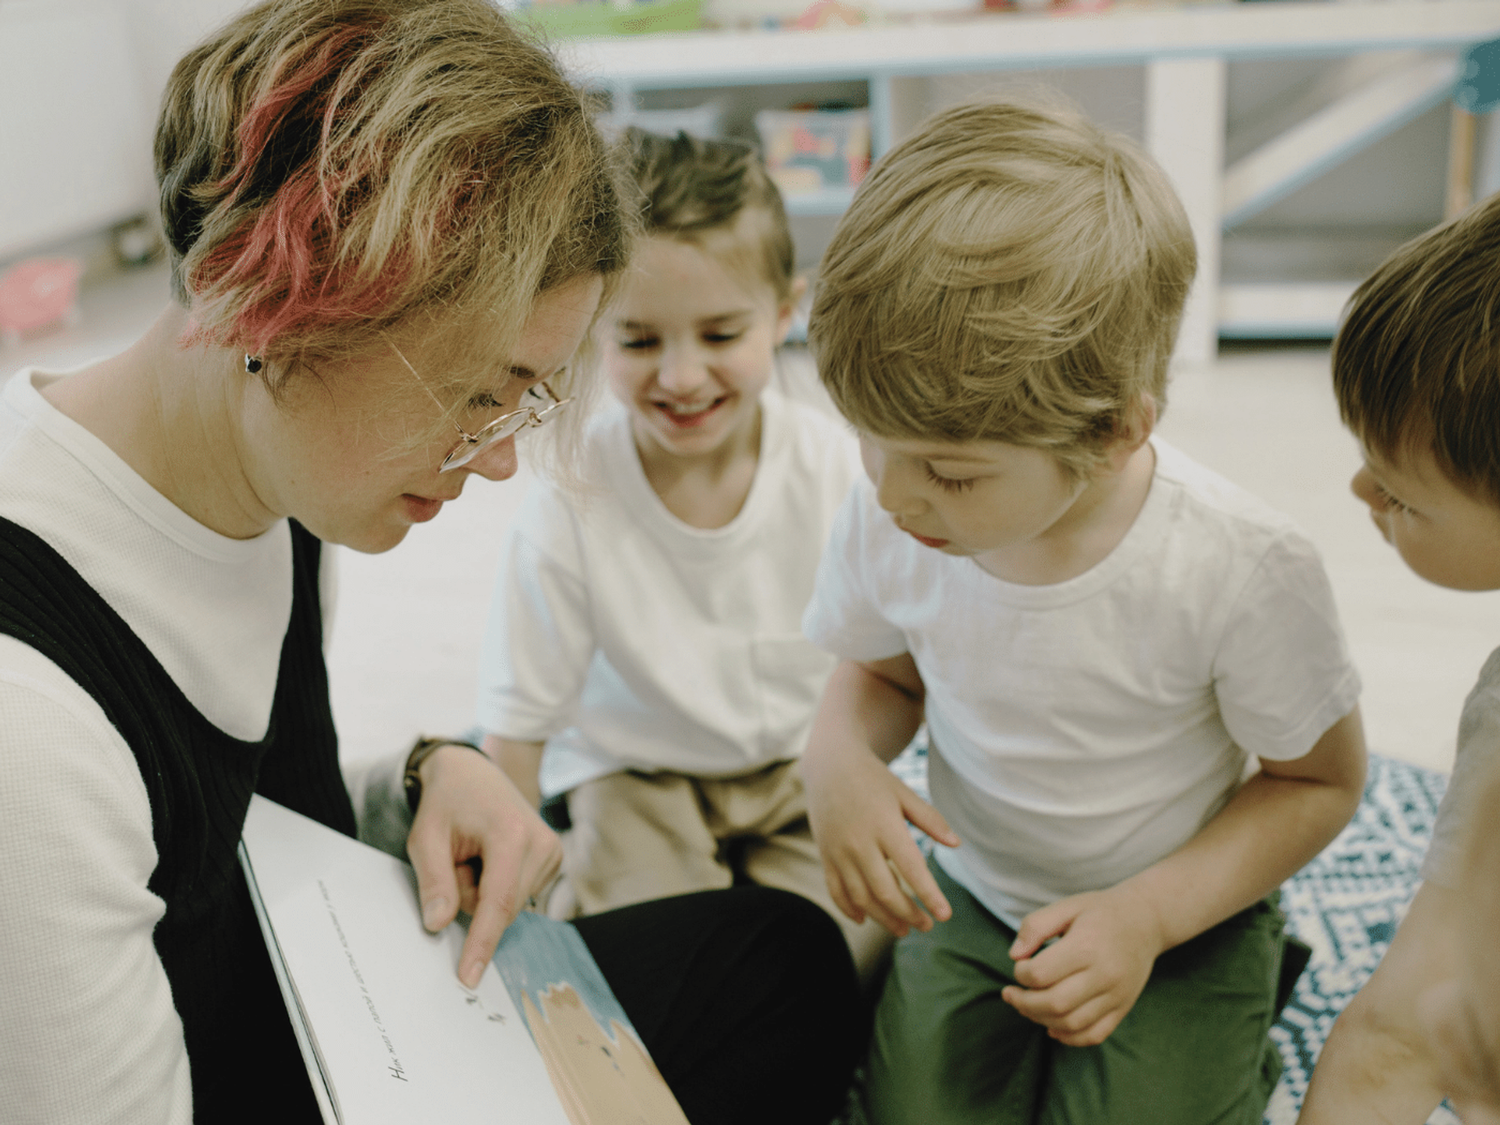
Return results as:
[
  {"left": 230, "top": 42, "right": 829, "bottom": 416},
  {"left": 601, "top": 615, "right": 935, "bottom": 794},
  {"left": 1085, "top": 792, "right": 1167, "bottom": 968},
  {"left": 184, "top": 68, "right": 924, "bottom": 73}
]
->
[{"left": 406, "top": 744, "right": 562, "bottom": 987}]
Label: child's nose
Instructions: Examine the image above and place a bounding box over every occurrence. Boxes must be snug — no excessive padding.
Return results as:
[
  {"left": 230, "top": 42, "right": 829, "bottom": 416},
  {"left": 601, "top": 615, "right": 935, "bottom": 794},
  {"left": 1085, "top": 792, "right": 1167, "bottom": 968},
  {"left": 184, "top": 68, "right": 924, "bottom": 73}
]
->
[
  {"left": 870, "top": 461, "right": 922, "bottom": 517},
  {"left": 1350, "top": 465, "right": 1381, "bottom": 510},
  {"left": 655, "top": 345, "right": 710, "bottom": 396}
]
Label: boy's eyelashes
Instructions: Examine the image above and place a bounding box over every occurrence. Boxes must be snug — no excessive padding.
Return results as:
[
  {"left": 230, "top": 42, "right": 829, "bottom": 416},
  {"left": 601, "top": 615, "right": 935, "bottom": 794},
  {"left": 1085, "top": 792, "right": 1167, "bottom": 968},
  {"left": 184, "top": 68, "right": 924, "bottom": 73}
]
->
[
  {"left": 924, "top": 464, "right": 977, "bottom": 493},
  {"left": 1374, "top": 482, "right": 1416, "bottom": 515}
]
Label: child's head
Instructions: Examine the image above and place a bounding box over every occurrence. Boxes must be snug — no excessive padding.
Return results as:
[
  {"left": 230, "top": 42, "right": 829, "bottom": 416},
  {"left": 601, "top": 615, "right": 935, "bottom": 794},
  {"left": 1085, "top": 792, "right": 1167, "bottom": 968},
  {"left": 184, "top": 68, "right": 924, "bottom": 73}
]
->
[
  {"left": 1333, "top": 193, "right": 1500, "bottom": 591},
  {"left": 808, "top": 97, "right": 1196, "bottom": 481},
  {"left": 603, "top": 128, "right": 800, "bottom": 462},
  {"left": 1420, "top": 758, "right": 1500, "bottom": 1124}
]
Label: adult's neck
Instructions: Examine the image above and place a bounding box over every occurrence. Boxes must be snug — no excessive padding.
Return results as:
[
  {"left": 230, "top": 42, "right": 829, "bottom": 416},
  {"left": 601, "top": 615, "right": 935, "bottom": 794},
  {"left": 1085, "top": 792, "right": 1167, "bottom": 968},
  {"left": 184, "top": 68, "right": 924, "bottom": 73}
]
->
[{"left": 39, "top": 304, "right": 279, "bottom": 540}]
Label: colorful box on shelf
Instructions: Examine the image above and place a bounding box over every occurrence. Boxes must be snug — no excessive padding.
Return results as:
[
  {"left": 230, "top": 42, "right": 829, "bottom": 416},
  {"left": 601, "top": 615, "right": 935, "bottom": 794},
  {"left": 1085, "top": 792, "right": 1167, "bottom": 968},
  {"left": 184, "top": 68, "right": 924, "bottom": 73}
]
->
[
  {"left": 514, "top": 0, "right": 703, "bottom": 38},
  {"left": 754, "top": 107, "right": 871, "bottom": 203}
]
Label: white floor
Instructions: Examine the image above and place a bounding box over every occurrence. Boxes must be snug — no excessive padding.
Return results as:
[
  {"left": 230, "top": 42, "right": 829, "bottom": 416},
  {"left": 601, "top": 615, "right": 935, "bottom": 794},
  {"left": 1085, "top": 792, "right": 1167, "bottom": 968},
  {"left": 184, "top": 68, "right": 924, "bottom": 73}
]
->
[{"left": 4, "top": 260, "right": 1494, "bottom": 775}]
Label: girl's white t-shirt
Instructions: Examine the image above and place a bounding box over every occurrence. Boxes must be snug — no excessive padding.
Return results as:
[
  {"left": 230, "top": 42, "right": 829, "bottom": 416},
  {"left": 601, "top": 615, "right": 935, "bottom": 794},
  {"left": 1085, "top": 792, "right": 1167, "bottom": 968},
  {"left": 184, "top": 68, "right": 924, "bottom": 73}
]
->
[
  {"left": 475, "top": 388, "right": 861, "bottom": 796},
  {"left": 804, "top": 439, "right": 1362, "bottom": 927}
]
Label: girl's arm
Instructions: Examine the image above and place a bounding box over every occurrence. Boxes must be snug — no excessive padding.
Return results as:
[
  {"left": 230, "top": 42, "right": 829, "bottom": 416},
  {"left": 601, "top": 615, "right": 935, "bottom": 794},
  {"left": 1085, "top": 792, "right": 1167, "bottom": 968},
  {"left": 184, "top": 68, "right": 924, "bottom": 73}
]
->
[{"left": 482, "top": 734, "right": 546, "bottom": 808}]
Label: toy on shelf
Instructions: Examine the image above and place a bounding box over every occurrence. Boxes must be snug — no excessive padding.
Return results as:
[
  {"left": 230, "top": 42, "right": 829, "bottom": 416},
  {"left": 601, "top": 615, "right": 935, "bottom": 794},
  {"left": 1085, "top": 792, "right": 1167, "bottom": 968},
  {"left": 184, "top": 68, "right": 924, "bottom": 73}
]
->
[
  {"left": 755, "top": 107, "right": 871, "bottom": 202},
  {"left": 0, "top": 258, "right": 83, "bottom": 347}
]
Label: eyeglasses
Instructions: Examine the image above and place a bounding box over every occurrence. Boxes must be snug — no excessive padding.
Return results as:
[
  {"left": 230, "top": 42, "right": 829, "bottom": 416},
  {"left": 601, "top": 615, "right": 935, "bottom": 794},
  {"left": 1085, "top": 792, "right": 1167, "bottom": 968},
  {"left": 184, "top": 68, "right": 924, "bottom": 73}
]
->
[{"left": 389, "top": 341, "right": 572, "bottom": 473}]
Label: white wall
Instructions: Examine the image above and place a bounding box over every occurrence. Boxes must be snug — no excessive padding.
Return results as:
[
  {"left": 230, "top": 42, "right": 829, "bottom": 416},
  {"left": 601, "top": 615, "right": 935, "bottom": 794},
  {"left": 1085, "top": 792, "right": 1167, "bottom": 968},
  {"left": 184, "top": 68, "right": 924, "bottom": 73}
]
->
[{"left": 0, "top": 0, "right": 248, "bottom": 265}]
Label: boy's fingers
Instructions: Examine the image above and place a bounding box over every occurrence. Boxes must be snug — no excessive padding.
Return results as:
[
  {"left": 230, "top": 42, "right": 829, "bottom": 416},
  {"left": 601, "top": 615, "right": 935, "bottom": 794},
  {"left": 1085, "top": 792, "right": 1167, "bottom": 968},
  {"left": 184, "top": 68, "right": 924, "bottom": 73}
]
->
[
  {"left": 887, "top": 845, "right": 951, "bottom": 924},
  {"left": 1009, "top": 898, "right": 1082, "bottom": 961},
  {"left": 1001, "top": 968, "right": 1093, "bottom": 1024},
  {"left": 1012, "top": 933, "right": 1091, "bottom": 989},
  {"left": 825, "top": 865, "right": 865, "bottom": 924},
  {"left": 861, "top": 846, "right": 933, "bottom": 933},
  {"left": 836, "top": 861, "right": 899, "bottom": 933},
  {"left": 899, "top": 790, "right": 961, "bottom": 849},
  {"left": 1050, "top": 1007, "right": 1125, "bottom": 1048}
]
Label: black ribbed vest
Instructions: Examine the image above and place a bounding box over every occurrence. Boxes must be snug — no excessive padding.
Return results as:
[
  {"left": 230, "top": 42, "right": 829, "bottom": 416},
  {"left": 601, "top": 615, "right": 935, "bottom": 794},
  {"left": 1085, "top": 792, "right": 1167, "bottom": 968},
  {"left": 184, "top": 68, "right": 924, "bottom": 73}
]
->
[{"left": 0, "top": 517, "right": 356, "bottom": 1122}]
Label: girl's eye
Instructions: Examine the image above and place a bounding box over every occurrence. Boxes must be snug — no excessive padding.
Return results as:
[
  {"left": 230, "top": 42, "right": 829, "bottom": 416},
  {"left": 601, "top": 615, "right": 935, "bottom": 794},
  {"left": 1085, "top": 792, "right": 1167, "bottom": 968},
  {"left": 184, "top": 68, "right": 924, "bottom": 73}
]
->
[
  {"left": 703, "top": 330, "right": 744, "bottom": 345},
  {"left": 1375, "top": 484, "right": 1415, "bottom": 515},
  {"left": 925, "top": 465, "right": 976, "bottom": 493},
  {"left": 619, "top": 337, "right": 657, "bottom": 351},
  {"left": 469, "top": 392, "right": 503, "bottom": 411}
]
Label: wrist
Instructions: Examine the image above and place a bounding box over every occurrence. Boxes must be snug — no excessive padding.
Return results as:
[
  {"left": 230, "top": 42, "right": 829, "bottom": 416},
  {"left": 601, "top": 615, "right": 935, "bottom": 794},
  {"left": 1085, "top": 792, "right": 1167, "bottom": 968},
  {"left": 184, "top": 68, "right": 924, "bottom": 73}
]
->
[
  {"left": 1104, "top": 880, "right": 1172, "bottom": 958},
  {"left": 403, "top": 736, "right": 482, "bottom": 813}
]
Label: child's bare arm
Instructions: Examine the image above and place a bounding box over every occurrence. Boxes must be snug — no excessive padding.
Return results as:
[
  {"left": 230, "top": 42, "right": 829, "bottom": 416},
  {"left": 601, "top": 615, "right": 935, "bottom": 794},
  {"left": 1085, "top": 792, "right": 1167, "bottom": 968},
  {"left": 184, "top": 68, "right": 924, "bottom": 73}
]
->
[
  {"left": 1003, "top": 706, "right": 1367, "bottom": 1047},
  {"left": 1295, "top": 881, "right": 1458, "bottom": 1125},
  {"left": 481, "top": 733, "right": 545, "bottom": 809},
  {"left": 801, "top": 655, "right": 960, "bottom": 937}
]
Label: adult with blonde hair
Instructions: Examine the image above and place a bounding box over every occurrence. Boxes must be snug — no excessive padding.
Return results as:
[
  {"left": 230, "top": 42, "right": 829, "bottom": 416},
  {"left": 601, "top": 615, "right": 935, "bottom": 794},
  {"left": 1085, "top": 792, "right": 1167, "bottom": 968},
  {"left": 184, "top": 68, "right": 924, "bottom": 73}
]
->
[{"left": 0, "top": 2, "right": 861, "bottom": 1121}]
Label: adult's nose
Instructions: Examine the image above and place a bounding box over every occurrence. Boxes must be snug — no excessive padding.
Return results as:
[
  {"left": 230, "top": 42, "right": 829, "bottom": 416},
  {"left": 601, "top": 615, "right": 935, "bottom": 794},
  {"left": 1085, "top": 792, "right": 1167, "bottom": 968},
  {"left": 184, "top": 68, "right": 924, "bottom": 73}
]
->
[{"left": 464, "top": 434, "right": 520, "bottom": 483}]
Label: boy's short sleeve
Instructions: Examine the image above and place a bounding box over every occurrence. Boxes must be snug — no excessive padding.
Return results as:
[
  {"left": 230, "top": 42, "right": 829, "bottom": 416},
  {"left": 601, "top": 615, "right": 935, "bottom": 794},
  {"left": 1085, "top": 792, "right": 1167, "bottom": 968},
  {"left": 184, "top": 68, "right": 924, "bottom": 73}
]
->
[
  {"left": 802, "top": 480, "right": 910, "bottom": 662},
  {"left": 1212, "top": 529, "right": 1362, "bottom": 762},
  {"left": 474, "top": 481, "right": 596, "bottom": 741},
  {"left": 1422, "top": 646, "right": 1500, "bottom": 887}
]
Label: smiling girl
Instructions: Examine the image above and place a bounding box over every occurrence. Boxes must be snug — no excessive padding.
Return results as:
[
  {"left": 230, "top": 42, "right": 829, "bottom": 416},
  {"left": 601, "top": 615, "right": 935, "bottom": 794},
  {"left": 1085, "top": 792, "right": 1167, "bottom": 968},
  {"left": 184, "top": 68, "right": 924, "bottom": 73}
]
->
[{"left": 476, "top": 128, "right": 888, "bottom": 975}]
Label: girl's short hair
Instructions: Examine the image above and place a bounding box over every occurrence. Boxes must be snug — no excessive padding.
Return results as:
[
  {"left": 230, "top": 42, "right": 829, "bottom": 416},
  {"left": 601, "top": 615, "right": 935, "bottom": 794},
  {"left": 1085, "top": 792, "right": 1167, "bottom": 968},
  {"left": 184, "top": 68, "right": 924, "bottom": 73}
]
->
[
  {"left": 1333, "top": 191, "right": 1500, "bottom": 505},
  {"left": 809, "top": 97, "right": 1196, "bottom": 477},
  {"left": 622, "top": 127, "right": 794, "bottom": 302},
  {"left": 156, "top": 0, "right": 625, "bottom": 417}
]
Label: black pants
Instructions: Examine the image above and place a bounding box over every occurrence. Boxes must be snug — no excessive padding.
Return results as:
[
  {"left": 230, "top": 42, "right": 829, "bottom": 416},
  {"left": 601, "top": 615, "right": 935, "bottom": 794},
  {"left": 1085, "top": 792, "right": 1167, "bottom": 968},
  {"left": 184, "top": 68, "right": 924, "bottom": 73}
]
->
[{"left": 577, "top": 885, "right": 866, "bottom": 1125}]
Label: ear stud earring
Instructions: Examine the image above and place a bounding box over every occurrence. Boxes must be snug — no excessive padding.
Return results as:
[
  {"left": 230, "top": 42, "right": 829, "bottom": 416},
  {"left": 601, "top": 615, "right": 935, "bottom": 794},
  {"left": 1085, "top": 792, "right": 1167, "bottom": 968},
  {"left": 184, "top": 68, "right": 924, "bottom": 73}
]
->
[{"left": 244, "top": 355, "right": 264, "bottom": 375}]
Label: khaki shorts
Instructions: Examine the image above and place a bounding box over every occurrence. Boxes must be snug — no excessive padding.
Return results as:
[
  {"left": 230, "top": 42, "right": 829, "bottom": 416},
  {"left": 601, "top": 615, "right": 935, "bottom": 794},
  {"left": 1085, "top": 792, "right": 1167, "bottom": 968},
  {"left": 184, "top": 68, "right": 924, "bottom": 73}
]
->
[{"left": 548, "top": 759, "right": 891, "bottom": 979}]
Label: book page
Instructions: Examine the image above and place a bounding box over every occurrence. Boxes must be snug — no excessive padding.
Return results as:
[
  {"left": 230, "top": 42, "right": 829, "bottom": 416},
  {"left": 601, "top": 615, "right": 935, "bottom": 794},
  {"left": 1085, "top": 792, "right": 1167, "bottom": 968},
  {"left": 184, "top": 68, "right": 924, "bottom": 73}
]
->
[
  {"left": 240, "top": 796, "right": 571, "bottom": 1125},
  {"left": 493, "top": 913, "right": 691, "bottom": 1125}
]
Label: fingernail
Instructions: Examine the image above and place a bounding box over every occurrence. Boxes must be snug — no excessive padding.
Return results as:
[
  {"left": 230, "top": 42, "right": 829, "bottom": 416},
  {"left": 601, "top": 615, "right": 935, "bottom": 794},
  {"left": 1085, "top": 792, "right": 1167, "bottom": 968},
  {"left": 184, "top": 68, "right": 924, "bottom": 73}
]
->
[
  {"left": 422, "top": 896, "right": 450, "bottom": 930},
  {"left": 461, "top": 959, "right": 483, "bottom": 988}
]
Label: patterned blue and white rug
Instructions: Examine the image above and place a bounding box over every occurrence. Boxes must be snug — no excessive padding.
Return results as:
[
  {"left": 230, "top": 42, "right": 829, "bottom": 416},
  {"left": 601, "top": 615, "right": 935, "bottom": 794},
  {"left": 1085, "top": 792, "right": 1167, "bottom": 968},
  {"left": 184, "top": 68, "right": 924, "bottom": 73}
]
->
[{"left": 880, "top": 743, "right": 1456, "bottom": 1125}]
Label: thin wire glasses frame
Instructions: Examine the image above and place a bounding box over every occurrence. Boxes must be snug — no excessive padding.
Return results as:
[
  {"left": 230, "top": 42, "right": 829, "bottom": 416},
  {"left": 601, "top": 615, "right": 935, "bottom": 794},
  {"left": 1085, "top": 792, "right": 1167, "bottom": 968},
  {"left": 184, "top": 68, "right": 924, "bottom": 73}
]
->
[{"left": 388, "top": 341, "right": 572, "bottom": 473}]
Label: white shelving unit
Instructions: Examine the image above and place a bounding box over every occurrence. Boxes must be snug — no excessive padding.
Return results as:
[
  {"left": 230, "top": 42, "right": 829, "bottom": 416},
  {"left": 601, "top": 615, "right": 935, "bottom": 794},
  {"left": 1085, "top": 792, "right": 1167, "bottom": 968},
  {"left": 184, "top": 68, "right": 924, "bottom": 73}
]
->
[{"left": 558, "top": 0, "right": 1500, "bottom": 361}]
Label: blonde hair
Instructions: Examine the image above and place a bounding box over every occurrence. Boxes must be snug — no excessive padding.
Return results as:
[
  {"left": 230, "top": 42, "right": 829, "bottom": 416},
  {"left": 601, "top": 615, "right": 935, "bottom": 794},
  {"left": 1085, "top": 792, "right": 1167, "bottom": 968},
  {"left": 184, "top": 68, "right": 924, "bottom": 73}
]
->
[
  {"left": 1333, "top": 191, "right": 1500, "bottom": 506},
  {"left": 154, "top": 0, "right": 626, "bottom": 458},
  {"left": 622, "top": 127, "right": 795, "bottom": 302},
  {"left": 809, "top": 97, "right": 1195, "bottom": 476}
]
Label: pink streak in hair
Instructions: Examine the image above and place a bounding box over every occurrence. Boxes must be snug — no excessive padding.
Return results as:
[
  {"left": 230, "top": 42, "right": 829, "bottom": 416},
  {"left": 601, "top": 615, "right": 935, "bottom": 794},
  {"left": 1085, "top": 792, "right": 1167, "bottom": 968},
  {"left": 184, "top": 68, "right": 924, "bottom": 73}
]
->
[{"left": 192, "top": 24, "right": 410, "bottom": 353}]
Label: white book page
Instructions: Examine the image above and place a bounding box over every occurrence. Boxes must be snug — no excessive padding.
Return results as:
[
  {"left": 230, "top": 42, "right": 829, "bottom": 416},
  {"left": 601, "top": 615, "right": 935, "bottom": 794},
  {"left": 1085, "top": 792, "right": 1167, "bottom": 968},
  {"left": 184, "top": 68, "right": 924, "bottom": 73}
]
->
[{"left": 240, "top": 795, "right": 572, "bottom": 1125}]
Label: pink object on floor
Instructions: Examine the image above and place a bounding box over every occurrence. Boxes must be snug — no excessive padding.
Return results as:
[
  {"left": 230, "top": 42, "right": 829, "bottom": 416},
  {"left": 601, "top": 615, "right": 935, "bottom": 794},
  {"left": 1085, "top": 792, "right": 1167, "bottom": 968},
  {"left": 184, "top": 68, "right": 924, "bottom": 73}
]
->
[{"left": 0, "top": 258, "right": 83, "bottom": 336}]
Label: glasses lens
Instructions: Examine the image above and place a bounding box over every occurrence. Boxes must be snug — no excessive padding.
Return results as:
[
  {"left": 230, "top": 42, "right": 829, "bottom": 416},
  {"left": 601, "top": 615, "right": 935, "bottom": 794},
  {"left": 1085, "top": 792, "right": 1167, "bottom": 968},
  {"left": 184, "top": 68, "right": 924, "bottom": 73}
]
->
[{"left": 438, "top": 390, "right": 570, "bottom": 472}]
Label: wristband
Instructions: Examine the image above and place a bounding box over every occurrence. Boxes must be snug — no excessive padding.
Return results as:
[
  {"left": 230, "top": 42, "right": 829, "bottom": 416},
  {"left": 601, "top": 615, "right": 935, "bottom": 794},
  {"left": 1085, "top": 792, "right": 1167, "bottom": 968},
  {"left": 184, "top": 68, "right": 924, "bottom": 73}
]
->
[{"left": 403, "top": 736, "right": 482, "bottom": 813}]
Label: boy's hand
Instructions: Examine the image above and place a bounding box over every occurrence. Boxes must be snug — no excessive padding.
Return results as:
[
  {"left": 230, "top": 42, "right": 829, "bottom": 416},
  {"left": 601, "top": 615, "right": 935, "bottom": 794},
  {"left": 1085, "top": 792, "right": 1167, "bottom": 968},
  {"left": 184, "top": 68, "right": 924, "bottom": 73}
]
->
[
  {"left": 803, "top": 742, "right": 960, "bottom": 937},
  {"left": 1000, "top": 887, "right": 1167, "bottom": 1047}
]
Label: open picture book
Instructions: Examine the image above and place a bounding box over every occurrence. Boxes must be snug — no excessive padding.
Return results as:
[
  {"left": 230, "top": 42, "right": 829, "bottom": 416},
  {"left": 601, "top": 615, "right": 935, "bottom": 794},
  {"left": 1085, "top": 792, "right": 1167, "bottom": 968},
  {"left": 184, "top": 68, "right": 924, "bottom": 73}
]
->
[{"left": 238, "top": 795, "right": 690, "bottom": 1125}]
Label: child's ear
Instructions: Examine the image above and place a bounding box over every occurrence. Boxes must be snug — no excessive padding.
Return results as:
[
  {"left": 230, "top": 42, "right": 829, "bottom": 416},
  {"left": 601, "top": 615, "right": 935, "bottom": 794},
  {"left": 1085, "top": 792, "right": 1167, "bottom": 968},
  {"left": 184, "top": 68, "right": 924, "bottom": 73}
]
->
[
  {"left": 1104, "top": 395, "right": 1157, "bottom": 470},
  {"left": 774, "top": 275, "right": 809, "bottom": 346}
]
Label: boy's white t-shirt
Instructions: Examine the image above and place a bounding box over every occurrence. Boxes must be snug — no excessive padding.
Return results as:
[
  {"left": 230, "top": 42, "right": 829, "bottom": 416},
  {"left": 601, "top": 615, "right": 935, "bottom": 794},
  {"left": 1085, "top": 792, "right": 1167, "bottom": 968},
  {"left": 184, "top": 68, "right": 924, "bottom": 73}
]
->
[
  {"left": 804, "top": 438, "right": 1362, "bottom": 928},
  {"left": 476, "top": 387, "right": 861, "bottom": 797}
]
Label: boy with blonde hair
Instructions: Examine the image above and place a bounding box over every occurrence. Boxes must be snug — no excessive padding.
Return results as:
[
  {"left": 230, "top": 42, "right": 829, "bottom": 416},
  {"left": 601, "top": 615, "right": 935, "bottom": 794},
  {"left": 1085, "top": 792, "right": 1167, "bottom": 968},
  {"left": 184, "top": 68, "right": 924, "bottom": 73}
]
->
[
  {"left": 800, "top": 98, "right": 1368, "bottom": 1123},
  {"left": 1297, "top": 191, "right": 1500, "bottom": 1125}
]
